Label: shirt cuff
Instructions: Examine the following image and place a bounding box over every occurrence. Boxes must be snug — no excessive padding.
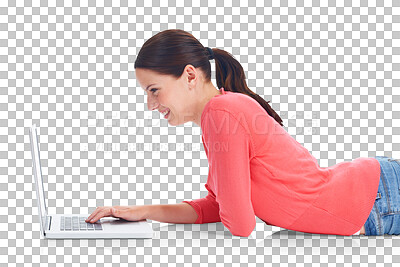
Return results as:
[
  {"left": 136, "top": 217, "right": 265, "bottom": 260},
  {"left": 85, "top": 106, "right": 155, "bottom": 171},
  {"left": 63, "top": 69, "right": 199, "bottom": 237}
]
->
[{"left": 182, "top": 201, "right": 202, "bottom": 224}]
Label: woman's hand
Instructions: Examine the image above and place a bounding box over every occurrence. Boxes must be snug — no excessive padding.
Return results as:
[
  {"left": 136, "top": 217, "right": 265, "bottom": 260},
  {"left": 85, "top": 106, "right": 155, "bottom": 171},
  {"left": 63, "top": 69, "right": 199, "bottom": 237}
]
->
[
  {"left": 85, "top": 203, "right": 198, "bottom": 224},
  {"left": 85, "top": 206, "right": 143, "bottom": 223}
]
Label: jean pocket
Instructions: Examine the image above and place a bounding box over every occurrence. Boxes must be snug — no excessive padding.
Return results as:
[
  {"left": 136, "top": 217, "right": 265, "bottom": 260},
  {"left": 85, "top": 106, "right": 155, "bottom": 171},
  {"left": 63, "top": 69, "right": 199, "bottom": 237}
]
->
[{"left": 375, "top": 192, "right": 385, "bottom": 214}]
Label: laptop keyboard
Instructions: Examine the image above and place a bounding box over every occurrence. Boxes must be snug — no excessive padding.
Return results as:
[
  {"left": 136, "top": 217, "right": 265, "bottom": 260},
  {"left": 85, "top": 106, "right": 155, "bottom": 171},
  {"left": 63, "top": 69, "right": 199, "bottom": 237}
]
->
[{"left": 60, "top": 216, "right": 103, "bottom": 231}]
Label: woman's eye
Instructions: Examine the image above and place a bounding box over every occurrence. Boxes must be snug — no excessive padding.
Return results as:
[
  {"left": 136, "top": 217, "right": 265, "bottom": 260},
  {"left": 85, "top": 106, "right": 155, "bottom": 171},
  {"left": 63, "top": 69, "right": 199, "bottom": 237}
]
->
[{"left": 150, "top": 88, "right": 158, "bottom": 93}]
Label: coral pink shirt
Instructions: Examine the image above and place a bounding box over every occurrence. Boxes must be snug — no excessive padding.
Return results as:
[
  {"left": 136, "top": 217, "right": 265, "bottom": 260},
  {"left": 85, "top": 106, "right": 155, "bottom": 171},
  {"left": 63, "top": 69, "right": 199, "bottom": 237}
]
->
[{"left": 182, "top": 87, "right": 381, "bottom": 237}]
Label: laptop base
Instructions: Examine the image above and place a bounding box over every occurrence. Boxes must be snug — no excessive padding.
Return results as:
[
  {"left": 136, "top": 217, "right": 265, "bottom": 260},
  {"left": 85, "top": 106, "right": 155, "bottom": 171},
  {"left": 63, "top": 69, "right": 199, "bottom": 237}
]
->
[{"left": 44, "top": 214, "right": 153, "bottom": 239}]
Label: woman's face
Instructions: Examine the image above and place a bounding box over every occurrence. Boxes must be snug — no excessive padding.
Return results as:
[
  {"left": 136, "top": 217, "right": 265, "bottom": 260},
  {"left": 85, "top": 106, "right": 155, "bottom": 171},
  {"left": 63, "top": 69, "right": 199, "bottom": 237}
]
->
[{"left": 135, "top": 66, "right": 200, "bottom": 126}]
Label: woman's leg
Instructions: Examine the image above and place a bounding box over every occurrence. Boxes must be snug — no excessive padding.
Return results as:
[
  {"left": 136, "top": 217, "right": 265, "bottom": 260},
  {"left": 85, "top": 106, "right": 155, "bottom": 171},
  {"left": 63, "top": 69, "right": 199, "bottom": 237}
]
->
[{"left": 364, "top": 156, "right": 400, "bottom": 236}]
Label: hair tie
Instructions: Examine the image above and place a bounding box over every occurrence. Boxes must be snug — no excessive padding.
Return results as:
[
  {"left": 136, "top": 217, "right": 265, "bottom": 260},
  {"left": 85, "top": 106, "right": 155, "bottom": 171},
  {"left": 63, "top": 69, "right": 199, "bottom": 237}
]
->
[{"left": 206, "top": 47, "right": 214, "bottom": 60}]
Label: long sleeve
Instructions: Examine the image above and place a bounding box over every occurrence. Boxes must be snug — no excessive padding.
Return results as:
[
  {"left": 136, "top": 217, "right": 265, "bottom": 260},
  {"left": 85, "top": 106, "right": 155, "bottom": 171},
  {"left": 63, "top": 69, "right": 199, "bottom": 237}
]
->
[
  {"left": 202, "top": 109, "right": 256, "bottom": 237},
  {"left": 181, "top": 183, "right": 221, "bottom": 224}
]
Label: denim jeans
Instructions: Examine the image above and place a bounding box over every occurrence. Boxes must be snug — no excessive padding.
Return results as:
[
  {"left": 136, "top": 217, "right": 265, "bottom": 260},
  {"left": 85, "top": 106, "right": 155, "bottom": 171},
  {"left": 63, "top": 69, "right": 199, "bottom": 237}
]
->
[{"left": 364, "top": 156, "right": 400, "bottom": 236}]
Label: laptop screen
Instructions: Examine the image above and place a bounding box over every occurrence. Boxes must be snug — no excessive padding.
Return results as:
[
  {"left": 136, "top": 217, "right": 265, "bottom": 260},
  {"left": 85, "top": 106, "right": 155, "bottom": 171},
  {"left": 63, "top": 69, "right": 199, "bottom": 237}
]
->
[{"left": 29, "top": 124, "right": 48, "bottom": 236}]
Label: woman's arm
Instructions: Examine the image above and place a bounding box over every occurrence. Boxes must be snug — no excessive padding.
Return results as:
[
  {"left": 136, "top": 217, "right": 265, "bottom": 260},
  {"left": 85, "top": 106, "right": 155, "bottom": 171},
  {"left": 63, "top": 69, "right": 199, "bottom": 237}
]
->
[
  {"left": 86, "top": 203, "right": 199, "bottom": 224},
  {"left": 139, "top": 202, "right": 199, "bottom": 224}
]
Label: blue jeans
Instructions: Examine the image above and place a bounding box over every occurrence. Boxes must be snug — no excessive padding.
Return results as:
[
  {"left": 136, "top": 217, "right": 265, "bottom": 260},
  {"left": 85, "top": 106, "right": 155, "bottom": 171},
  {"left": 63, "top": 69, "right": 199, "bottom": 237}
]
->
[{"left": 364, "top": 156, "right": 400, "bottom": 236}]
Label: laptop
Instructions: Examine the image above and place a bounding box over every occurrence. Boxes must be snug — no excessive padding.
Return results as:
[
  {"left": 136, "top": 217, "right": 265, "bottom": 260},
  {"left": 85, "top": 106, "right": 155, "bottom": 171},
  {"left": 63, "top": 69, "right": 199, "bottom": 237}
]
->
[{"left": 29, "top": 124, "right": 153, "bottom": 239}]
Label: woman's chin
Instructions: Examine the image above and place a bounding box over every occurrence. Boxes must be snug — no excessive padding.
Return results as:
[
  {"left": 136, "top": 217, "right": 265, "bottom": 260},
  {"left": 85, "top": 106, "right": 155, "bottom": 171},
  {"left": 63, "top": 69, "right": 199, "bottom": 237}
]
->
[
  {"left": 166, "top": 114, "right": 192, "bottom": 126},
  {"left": 168, "top": 120, "right": 178, "bottom": 126},
  {"left": 167, "top": 118, "right": 184, "bottom": 126},
  {"left": 166, "top": 117, "right": 175, "bottom": 125}
]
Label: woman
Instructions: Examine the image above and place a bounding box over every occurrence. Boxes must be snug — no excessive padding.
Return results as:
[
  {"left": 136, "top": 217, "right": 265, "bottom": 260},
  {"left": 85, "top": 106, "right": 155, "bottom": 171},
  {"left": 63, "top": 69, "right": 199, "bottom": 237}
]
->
[{"left": 85, "top": 29, "right": 400, "bottom": 237}]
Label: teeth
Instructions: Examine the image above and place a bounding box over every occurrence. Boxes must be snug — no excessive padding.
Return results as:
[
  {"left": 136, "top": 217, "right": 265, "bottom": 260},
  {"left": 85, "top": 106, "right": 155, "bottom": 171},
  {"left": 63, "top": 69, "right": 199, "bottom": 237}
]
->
[{"left": 161, "top": 109, "right": 169, "bottom": 116}]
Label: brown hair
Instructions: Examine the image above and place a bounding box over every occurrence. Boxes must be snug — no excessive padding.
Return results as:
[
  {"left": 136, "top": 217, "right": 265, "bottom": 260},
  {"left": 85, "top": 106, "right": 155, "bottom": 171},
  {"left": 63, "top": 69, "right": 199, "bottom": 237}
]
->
[{"left": 134, "top": 29, "right": 284, "bottom": 127}]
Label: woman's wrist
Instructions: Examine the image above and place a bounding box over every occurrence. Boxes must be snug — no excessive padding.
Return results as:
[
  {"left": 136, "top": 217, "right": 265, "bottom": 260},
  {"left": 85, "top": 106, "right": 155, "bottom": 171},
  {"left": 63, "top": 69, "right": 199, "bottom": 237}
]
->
[
  {"left": 133, "top": 203, "right": 198, "bottom": 224},
  {"left": 134, "top": 205, "right": 153, "bottom": 221}
]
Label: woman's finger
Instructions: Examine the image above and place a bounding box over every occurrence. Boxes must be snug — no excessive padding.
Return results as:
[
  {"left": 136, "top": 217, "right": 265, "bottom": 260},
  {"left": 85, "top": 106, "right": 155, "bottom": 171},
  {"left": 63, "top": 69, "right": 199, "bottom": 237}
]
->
[
  {"left": 85, "top": 207, "right": 106, "bottom": 222},
  {"left": 88, "top": 207, "right": 112, "bottom": 223},
  {"left": 85, "top": 207, "right": 100, "bottom": 222}
]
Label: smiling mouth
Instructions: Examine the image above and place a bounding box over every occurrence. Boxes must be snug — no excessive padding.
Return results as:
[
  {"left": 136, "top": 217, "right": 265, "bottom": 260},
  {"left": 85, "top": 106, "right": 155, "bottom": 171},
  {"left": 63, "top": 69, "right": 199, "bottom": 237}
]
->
[
  {"left": 161, "top": 108, "right": 169, "bottom": 116},
  {"left": 163, "top": 110, "right": 171, "bottom": 119}
]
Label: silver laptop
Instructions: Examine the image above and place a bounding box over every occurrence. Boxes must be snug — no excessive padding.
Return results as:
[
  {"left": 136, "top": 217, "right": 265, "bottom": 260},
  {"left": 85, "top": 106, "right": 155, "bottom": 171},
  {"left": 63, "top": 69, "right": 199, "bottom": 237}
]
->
[{"left": 29, "top": 124, "right": 153, "bottom": 239}]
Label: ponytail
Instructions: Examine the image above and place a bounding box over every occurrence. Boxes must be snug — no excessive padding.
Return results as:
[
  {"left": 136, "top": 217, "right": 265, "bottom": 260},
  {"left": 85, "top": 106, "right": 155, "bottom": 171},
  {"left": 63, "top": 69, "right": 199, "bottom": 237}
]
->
[{"left": 210, "top": 48, "right": 284, "bottom": 127}]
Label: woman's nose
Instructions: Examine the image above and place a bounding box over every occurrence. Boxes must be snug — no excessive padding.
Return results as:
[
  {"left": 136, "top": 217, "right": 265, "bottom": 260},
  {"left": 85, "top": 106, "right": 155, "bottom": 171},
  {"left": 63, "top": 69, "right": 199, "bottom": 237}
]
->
[{"left": 147, "top": 95, "right": 158, "bottom": 111}]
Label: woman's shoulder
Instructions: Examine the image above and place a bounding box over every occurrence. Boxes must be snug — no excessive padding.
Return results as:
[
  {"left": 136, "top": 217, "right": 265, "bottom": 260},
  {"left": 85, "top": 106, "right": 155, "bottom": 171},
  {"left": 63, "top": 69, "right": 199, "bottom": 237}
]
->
[
  {"left": 202, "top": 92, "right": 269, "bottom": 135},
  {"left": 207, "top": 91, "right": 262, "bottom": 114}
]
